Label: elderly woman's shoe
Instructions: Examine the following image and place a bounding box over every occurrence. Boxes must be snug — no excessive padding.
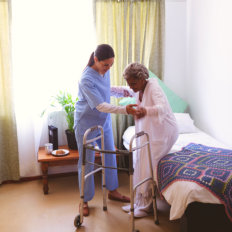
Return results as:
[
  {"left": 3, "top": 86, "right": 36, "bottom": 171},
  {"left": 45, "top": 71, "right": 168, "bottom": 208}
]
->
[
  {"left": 122, "top": 204, "right": 136, "bottom": 212},
  {"left": 132, "top": 208, "right": 151, "bottom": 218}
]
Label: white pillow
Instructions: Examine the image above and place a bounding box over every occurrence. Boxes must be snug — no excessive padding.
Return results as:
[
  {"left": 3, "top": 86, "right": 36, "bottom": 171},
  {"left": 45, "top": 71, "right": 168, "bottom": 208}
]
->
[
  {"left": 122, "top": 126, "right": 135, "bottom": 145},
  {"left": 122, "top": 114, "right": 197, "bottom": 146},
  {"left": 174, "top": 113, "right": 197, "bottom": 134}
]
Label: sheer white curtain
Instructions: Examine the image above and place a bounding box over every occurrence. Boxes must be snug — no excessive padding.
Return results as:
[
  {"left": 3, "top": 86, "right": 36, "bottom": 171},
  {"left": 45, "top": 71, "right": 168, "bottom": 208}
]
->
[{"left": 11, "top": 0, "right": 96, "bottom": 177}]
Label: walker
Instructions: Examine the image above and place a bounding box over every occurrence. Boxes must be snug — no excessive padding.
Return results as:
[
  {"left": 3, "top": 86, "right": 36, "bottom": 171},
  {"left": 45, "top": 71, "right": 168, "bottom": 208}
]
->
[{"left": 74, "top": 125, "right": 159, "bottom": 232}]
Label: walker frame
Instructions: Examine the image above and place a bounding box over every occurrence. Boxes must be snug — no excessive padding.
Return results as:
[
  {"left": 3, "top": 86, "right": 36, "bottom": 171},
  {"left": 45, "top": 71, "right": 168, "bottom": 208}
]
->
[{"left": 74, "top": 125, "right": 159, "bottom": 232}]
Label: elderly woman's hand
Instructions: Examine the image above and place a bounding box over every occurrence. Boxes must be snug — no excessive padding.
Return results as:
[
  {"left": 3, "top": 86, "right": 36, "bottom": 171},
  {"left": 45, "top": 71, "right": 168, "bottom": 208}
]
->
[
  {"left": 135, "top": 107, "right": 147, "bottom": 119},
  {"left": 126, "top": 104, "right": 138, "bottom": 115}
]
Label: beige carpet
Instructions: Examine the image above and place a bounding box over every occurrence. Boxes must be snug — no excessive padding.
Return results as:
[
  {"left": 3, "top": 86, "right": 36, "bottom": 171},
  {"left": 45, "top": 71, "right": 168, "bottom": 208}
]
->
[{"left": 0, "top": 172, "right": 180, "bottom": 232}]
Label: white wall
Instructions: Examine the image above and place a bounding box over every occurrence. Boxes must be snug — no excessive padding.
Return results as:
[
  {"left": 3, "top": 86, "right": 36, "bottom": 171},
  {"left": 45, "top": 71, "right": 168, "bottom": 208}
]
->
[
  {"left": 186, "top": 0, "right": 232, "bottom": 147},
  {"left": 165, "top": 0, "right": 232, "bottom": 147},
  {"left": 164, "top": 0, "right": 187, "bottom": 100}
]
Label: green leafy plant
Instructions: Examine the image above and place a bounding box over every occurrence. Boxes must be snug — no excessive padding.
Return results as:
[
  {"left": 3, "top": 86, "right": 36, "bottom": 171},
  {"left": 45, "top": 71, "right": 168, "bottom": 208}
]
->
[
  {"left": 42, "top": 91, "right": 78, "bottom": 132},
  {"left": 53, "top": 91, "right": 78, "bottom": 132}
]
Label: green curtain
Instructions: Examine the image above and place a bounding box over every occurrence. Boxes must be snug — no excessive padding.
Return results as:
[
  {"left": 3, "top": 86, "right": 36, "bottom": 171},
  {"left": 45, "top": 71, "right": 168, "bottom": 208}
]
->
[
  {"left": 94, "top": 0, "right": 165, "bottom": 82},
  {"left": 0, "top": 0, "right": 20, "bottom": 184},
  {"left": 94, "top": 0, "right": 165, "bottom": 166}
]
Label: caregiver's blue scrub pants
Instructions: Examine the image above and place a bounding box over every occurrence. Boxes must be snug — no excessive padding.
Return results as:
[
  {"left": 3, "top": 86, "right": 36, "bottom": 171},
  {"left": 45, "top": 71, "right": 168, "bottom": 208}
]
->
[{"left": 76, "top": 127, "right": 118, "bottom": 202}]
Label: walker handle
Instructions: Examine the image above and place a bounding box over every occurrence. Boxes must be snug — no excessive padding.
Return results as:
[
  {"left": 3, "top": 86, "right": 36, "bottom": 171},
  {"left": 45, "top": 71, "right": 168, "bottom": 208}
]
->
[
  {"left": 90, "top": 125, "right": 100, "bottom": 132},
  {"left": 135, "top": 131, "right": 145, "bottom": 138}
]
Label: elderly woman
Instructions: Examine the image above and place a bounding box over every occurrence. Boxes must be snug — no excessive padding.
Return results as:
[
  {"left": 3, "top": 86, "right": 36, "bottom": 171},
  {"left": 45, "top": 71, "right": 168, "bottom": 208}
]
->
[{"left": 122, "top": 62, "right": 178, "bottom": 217}]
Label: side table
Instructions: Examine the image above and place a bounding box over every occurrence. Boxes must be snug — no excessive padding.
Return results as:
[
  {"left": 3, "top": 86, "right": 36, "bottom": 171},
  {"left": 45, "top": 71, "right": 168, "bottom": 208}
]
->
[{"left": 37, "top": 145, "right": 100, "bottom": 194}]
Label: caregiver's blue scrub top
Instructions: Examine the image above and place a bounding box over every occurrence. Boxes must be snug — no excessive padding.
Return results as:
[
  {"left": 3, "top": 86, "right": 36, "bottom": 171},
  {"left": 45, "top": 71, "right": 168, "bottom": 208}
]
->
[{"left": 74, "top": 66, "right": 112, "bottom": 135}]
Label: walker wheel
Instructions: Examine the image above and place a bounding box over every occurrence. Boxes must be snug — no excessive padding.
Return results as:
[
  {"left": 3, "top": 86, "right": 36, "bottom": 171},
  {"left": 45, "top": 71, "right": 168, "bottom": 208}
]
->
[{"left": 74, "top": 215, "right": 82, "bottom": 228}]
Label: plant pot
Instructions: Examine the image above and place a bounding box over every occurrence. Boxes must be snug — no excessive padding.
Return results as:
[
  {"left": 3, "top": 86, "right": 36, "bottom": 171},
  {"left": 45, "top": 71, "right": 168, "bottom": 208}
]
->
[{"left": 65, "top": 129, "right": 78, "bottom": 150}]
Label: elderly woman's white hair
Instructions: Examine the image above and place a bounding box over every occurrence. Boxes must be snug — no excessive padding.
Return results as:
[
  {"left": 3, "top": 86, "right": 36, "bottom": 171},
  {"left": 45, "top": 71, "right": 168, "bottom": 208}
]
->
[{"left": 123, "top": 62, "right": 149, "bottom": 80}]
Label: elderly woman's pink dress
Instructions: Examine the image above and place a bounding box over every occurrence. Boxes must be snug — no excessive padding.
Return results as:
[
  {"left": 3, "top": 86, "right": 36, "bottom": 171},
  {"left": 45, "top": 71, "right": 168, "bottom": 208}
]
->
[{"left": 124, "top": 78, "right": 178, "bottom": 217}]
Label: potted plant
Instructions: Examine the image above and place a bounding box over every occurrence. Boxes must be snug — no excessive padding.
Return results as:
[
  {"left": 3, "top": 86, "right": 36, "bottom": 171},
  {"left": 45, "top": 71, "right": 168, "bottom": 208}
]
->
[{"left": 43, "top": 91, "right": 78, "bottom": 150}]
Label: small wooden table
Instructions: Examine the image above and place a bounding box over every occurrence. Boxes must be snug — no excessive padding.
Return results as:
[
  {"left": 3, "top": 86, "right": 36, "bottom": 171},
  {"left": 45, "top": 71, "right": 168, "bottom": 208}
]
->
[{"left": 37, "top": 145, "right": 101, "bottom": 194}]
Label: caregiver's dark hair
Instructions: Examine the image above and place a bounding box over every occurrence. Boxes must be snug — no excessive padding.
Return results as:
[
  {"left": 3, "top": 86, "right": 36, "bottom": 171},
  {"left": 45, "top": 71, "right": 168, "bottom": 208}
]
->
[{"left": 87, "top": 44, "right": 115, "bottom": 67}]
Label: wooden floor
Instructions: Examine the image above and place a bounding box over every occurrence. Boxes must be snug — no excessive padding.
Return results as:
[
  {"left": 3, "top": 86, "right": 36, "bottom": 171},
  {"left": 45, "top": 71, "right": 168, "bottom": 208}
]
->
[{"left": 0, "top": 172, "right": 180, "bottom": 232}]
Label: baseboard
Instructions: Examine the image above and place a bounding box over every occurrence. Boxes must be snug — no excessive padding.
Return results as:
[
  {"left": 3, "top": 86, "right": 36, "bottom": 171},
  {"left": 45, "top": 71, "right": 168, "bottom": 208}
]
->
[{"left": 1, "top": 172, "right": 78, "bottom": 185}]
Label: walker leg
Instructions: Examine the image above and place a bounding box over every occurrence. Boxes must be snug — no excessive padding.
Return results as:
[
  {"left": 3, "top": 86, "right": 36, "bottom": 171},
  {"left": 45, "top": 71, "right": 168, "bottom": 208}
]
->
[
  {"left": 146, "top": 136, "right": 159, "bottom": 225},
  {"left": 74, "top": 164, "right": 85, "bottom": 228},
  {"left": 101, "top": 135, "right": 107, "bottom": 211},
  {"left": 103, "top": 184, "right": 107, "bottom": 211},
  {"left": 129, "top": 173, "right": 135, "bottom": 232},
  {"left": 152, "top": 183, "right": 159, "bottom": 225},
  {"left": 79, "top": 164, "right": 86, "bottom": 223}
]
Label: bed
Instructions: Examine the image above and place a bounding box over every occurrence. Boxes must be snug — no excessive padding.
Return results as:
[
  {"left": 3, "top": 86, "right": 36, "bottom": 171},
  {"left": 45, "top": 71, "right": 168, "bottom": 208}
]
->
[{"left": 122, "top": 113, "right": 232, "bottom": 232}]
